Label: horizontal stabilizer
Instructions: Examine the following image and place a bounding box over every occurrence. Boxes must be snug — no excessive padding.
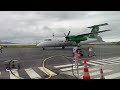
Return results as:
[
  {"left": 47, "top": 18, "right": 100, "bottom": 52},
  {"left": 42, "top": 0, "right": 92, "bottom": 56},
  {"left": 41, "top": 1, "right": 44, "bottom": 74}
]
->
[
  {"left": 77, "top": 30, "right": 111, "bottom": 37},
  {"left": 88, "top": 23, "right": 108, "bottom": 28}
]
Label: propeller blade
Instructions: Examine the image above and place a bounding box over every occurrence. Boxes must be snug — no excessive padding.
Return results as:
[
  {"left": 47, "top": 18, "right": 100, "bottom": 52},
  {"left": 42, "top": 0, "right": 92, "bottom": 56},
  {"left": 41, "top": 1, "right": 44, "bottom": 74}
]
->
[
  {"left": 67, "top": 31, "right": 70, "bottom": 37},
  {"left": 65, "top": 31, "right": 70, "bottom": 41},
  {"left": 64, "top": 33, "right": 66, "bottom": 37}
]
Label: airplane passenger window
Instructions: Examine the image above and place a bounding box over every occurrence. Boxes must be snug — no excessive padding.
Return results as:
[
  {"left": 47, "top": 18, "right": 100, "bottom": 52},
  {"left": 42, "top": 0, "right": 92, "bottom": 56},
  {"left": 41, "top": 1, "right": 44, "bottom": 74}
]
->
[
  {"left": 59, "top": 41, "right": 63, "bottom": 42},
  {"left": 48, "top": 39, "right": 52, "bottom": 41},
  {"left": 44, "top": 39, "right": 52, "bottom": 41}
]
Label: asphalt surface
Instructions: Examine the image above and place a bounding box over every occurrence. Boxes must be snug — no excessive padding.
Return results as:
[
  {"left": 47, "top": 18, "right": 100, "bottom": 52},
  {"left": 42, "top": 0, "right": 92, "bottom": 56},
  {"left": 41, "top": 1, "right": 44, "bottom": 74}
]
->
[{"left": 0, "top": 45, "right": 120, "bottom": 79}]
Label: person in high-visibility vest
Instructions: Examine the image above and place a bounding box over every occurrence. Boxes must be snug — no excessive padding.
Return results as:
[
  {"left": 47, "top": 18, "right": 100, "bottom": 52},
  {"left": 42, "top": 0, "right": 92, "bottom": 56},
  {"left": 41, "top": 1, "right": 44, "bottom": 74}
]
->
[{"left": 0, "top": 45, "right": 2, "bottom": 53}]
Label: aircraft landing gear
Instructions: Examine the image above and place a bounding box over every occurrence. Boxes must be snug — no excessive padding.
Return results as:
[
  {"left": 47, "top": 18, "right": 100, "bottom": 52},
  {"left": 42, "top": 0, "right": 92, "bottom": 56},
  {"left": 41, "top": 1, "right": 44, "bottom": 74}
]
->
[
  {"left": 42, "top": 47, "right": 45, "bottom": 50},
  {"left": 62, "top": 46, "right": 65, "bottom": 49}
]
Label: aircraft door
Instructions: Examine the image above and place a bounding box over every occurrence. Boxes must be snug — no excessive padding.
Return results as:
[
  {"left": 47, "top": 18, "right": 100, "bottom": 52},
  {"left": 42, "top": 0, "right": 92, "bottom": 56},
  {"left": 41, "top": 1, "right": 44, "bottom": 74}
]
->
[
  {"left": 58, "top": 40, "right": 64, "bottom": 47},
  {"left": 55, "top": 38, "right": 59, "bottom": 46}
]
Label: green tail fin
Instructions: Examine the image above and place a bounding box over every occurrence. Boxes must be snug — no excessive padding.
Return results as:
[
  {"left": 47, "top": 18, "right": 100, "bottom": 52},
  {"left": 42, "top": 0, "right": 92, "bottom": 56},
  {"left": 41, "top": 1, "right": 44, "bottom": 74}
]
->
[
  {"left": 88, "top": 23, "right": 108, "bottom": 38},
  {"left": 89, "top": 26, "right": 99, "bottom": 38}
]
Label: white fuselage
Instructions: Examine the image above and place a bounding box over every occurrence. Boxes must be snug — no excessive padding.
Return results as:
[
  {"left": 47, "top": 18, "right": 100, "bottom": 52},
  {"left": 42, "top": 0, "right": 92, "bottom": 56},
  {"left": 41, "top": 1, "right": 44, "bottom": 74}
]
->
[{"left": 37, "top": 37, "right": 97, "bottom": 48}]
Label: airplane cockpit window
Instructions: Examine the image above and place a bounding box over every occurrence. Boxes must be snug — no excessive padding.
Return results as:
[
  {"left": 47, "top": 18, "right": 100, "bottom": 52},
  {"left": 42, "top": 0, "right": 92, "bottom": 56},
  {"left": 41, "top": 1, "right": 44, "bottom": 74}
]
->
[{"left": 44, "top": 39, "right": 52, "bottom": 41}]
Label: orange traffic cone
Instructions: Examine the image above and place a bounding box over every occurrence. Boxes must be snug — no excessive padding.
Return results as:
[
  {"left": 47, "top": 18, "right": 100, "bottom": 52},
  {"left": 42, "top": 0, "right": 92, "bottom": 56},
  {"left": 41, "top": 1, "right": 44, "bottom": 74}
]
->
[
  {"left": 100, "top": 68, "right": 105, "bottom": 79},
  {"left": 82, "top": 59, "right": 91, "bottom": 79}
]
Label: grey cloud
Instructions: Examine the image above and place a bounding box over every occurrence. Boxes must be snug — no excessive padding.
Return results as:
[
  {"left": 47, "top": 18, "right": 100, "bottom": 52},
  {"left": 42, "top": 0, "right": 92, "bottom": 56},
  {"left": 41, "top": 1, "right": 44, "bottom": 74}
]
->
[
  {"left": 0, "top": 11, "right": 120, "bottom": 43},
  {"left": 35, "top": 11, "right": 88, "bottom": 21}
]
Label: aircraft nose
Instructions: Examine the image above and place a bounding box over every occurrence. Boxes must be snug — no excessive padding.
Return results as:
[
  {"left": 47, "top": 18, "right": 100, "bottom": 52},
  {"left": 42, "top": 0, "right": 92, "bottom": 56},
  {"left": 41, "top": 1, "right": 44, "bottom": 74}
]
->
[
  {"left": 37, "top": 42, "right": 42, "bottom": 47},
  {"left": 37, "top": 42, "right": 44, "bottom": 47}
]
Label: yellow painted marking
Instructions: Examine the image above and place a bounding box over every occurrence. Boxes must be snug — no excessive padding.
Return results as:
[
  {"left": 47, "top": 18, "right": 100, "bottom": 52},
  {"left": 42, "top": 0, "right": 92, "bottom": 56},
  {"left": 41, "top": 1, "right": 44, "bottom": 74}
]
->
[{"left": 38, "top": 67, "right": 57, "bottom": 76}]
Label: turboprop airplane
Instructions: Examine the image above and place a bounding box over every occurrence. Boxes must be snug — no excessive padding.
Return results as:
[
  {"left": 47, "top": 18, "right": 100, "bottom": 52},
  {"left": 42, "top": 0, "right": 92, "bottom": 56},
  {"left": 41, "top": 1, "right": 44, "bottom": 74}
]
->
[{"left": 37, "top": 23, "right": 111, "bottom": 50}]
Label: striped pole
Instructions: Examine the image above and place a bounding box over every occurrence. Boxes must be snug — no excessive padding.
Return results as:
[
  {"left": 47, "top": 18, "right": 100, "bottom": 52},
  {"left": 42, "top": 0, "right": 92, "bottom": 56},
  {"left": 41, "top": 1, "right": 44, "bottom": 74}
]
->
[{"left": 100, "top": 68, "right": 105, "bottom": 79}]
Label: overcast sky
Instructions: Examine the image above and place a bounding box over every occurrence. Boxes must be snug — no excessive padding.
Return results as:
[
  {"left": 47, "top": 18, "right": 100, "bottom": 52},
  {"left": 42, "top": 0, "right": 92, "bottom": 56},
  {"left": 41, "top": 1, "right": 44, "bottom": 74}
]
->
[{"left": 0, "top": 11, "right": 120, "bottom": 44}]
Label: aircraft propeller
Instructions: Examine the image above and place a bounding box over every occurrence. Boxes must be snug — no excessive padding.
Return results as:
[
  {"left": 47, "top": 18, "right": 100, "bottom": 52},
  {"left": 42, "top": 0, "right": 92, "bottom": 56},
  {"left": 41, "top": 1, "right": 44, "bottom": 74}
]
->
[{"left": 64, "top": 31, "right": 70, "bottom": 41}]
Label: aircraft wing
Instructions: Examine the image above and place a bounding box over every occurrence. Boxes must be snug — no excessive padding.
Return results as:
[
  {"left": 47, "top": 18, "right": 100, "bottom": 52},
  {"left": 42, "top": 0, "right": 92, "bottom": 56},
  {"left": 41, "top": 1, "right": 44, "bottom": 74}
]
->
[{"left": 77, "top": 30, "right": 111, "bottom": 37}]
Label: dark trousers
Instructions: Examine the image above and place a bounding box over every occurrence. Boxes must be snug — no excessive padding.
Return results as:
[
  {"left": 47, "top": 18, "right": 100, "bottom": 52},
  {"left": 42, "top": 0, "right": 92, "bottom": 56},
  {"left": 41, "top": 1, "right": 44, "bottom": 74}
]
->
[{"left": 0, "top": 49, "right": 2, "bottom": 53}]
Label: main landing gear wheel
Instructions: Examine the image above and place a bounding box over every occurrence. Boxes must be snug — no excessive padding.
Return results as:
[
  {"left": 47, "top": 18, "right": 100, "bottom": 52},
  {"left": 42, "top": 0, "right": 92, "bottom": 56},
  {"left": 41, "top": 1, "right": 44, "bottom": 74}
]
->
[
  {"left": 43, "top": 48, "right": 45, "bottom": 50},
  {"left": 62, "top": 46, "right": 65, "bottom": 49}
]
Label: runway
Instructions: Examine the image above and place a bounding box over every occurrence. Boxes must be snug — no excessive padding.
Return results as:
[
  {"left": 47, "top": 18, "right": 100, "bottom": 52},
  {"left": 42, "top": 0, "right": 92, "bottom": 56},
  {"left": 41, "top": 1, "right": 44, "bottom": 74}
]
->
[{"left": 0, "top": 45, "right": 120, "bottom": 79}]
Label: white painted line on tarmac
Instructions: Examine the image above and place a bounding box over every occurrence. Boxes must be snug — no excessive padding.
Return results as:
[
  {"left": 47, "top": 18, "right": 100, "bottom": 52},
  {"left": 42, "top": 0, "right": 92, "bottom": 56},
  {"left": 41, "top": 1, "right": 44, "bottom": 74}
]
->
[
  {"left": 54, "top": 63, "right": 81, "bottom": 68},
  {"left": 102, "top": 60, "right": 120, "bottom": 64},
  {"left": 89, "top": 58, "right": 120, "bottom": 66},
  {"left": 101, "top": 58, "right": 120, "bottom": 62},
  {"left": 60, "top": 66, "right": 84, "bottom": 71},
  {"left": 54, "top": 64, "right": 73, "bottom": 68},
  {"left": 54, "top": 57, "right": 120, "bottom": 69},
  {"left": 108, "top": 62, "right": 120, "bottom": 65},
  {"left": 90, "top": 70, "right": 112, "bottom": 76},
  {"left": 87, "top": 62, "right": 99, "bottom": 66},
  {"left": 89, "top": 68, "right": 100, "bottom": 72},
  {"left": 25, "top": 68, "right": 42, "bottom": 79},
  {"left": 9, "top": 70, "right": 19, "bottom": 79},
  {"left": 91, "top": 57, "right": 120, "bottom": 62},
  {"left": 91, "top": 57, "right": 119, "bottom": 62},
  {"left": 89, "top": 58, "right": 120, "bottom": 65},
  {"left": 73, "top": 68, "right": 100, "bottom": 74},
  {"left": 95, "top": 72, "right": 120, "bottom": 79},
  {"left": 38, "top": 67, "right": 57, "bottom": 76},
  {"left": 89, "top": 60, "right": 107, "bottom": 65},
  {"left": 4, "top": 60, "right": 18, "bottom": 62},
  {"left": 104, "top": 72, "right": 120, "bottom": 79},
  {"left": 62, "top": 68, "right": 100, "bottom": 76},
  {"left": 81, "top": 57, "right": 120, "bottom": 66}
]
